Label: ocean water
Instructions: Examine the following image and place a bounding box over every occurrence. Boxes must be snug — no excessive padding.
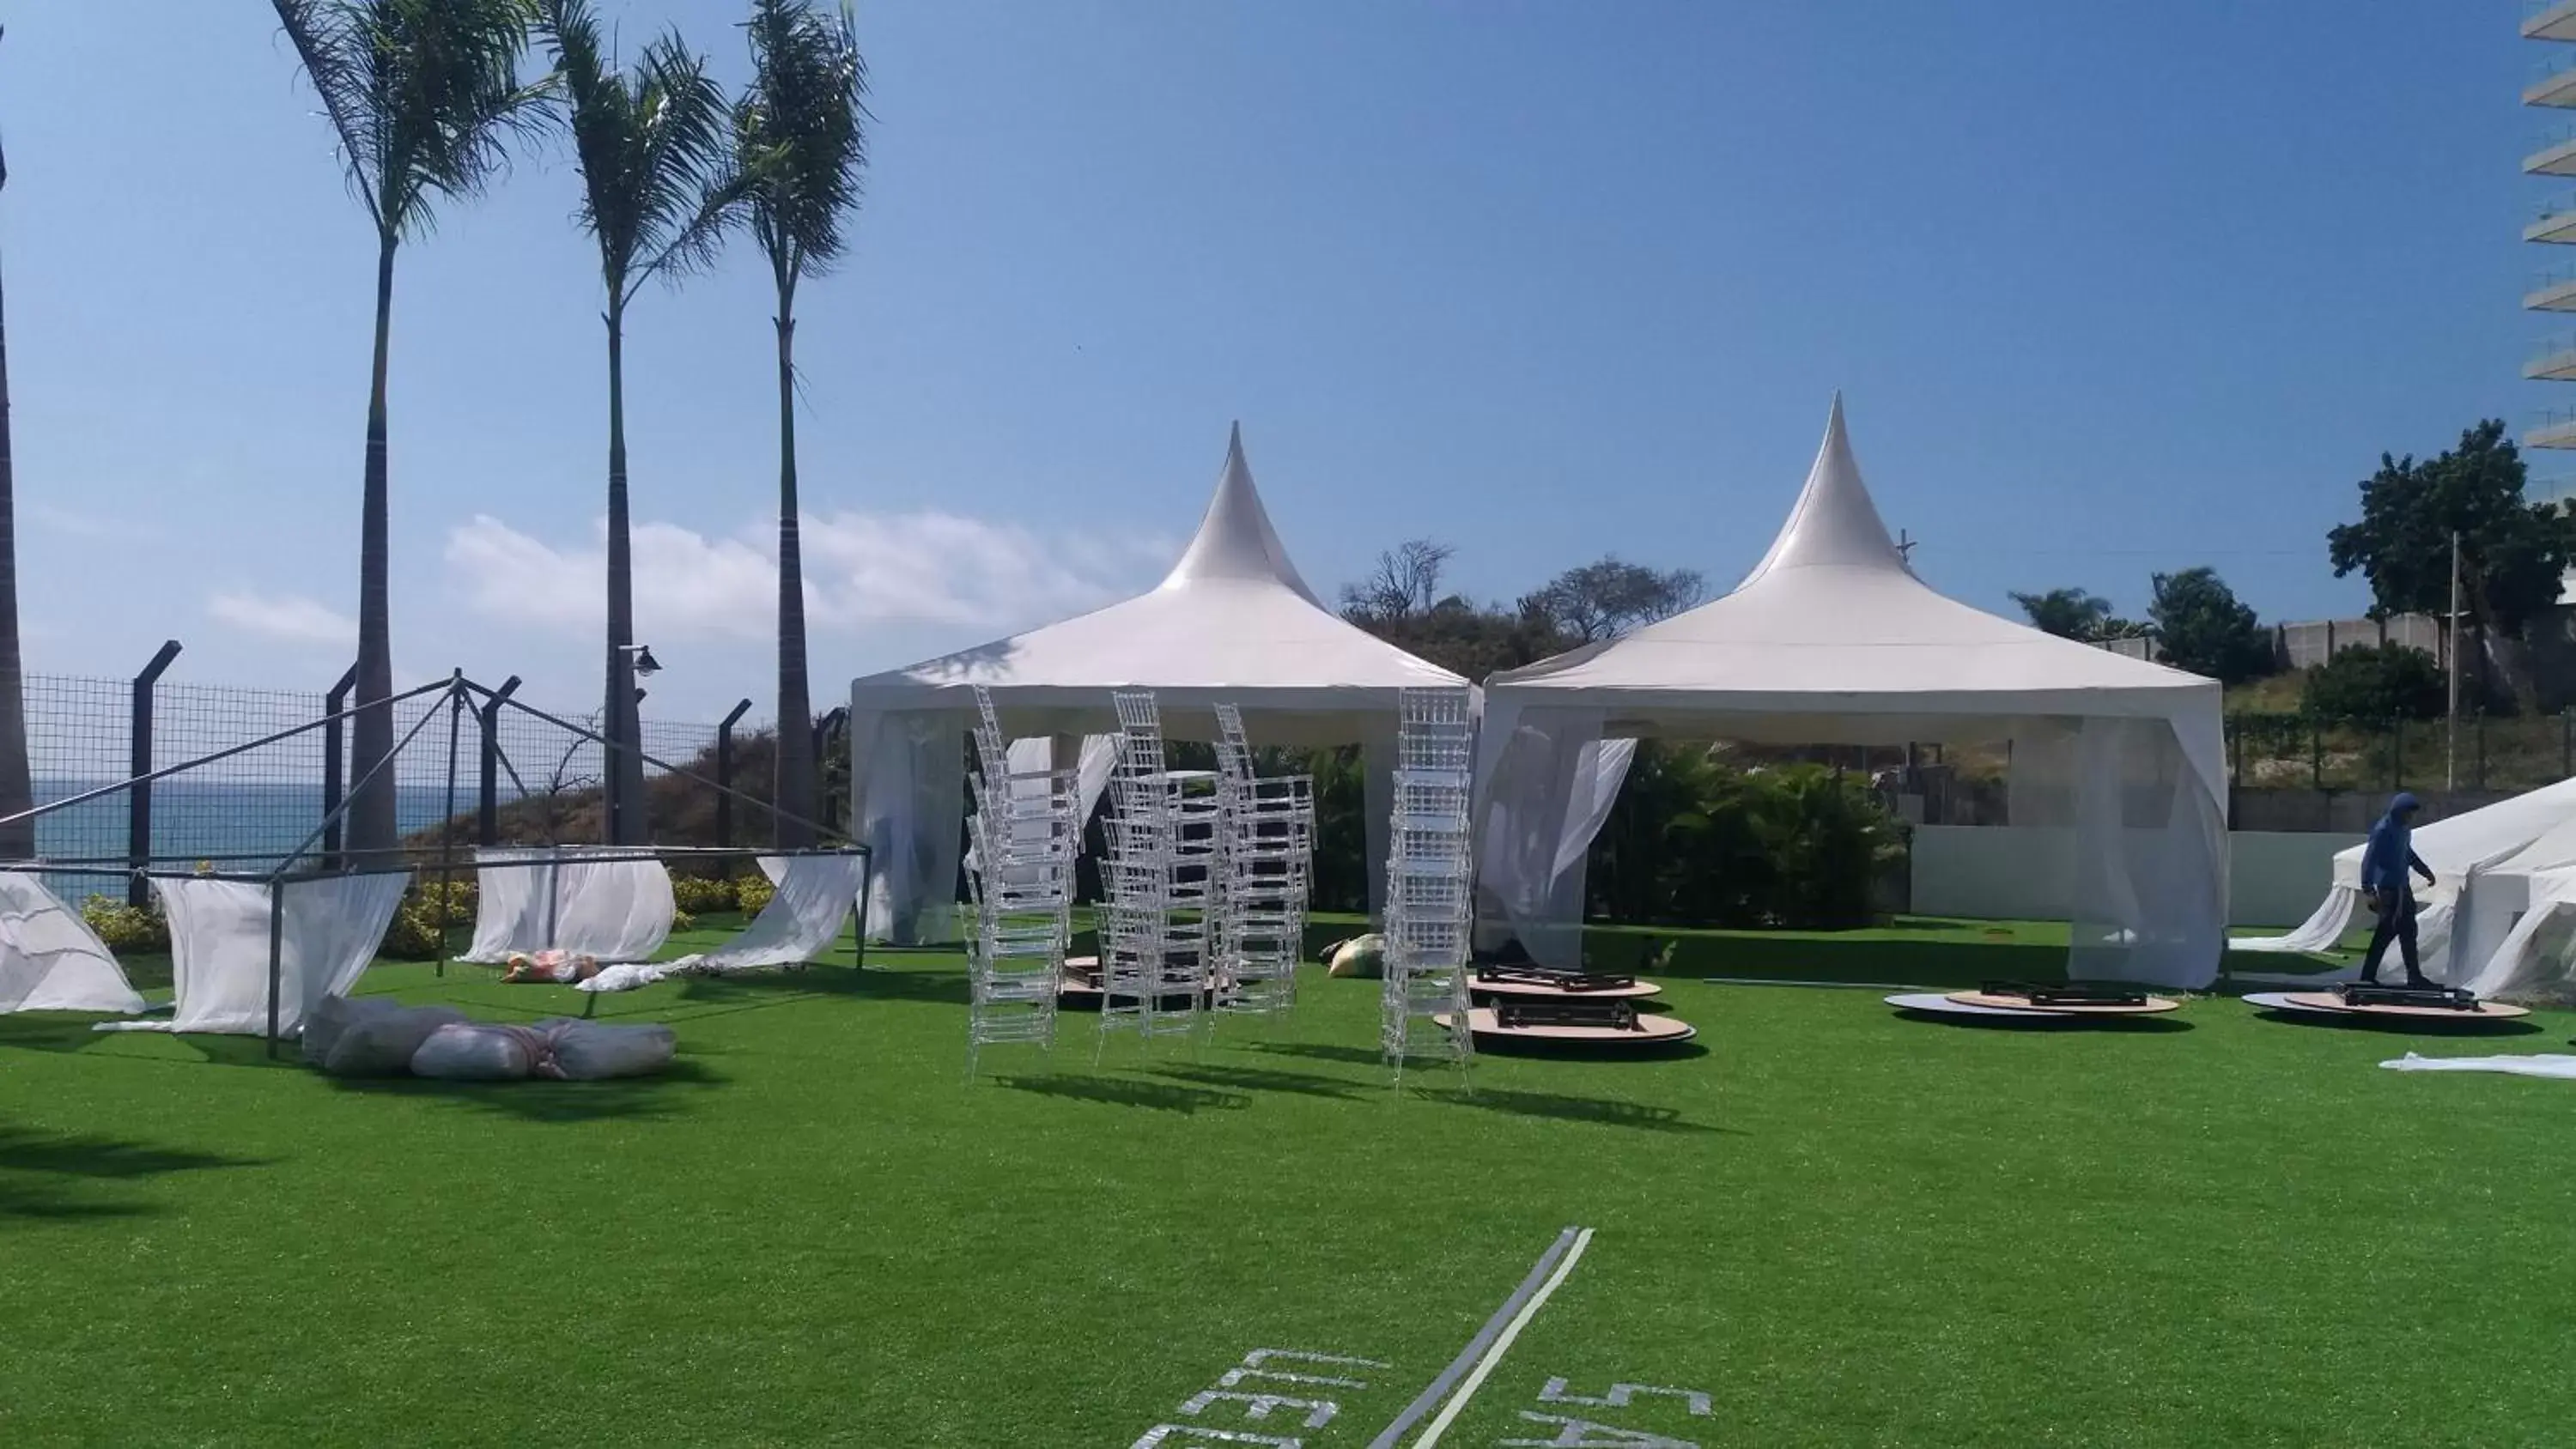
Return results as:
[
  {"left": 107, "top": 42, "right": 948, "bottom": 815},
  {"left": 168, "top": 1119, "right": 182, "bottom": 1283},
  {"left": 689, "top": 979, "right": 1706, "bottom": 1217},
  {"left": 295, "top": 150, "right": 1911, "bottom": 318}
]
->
[{"left": 32, "top": 780, "right": 467, "bottom": 876}]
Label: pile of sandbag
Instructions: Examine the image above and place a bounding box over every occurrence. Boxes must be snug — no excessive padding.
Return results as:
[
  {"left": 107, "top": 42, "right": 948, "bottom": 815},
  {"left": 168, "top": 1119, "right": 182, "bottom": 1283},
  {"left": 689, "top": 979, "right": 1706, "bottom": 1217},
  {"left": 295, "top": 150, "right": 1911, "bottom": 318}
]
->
[{"left": 302, "top": 996, "right": 676, "bottom": 1082}]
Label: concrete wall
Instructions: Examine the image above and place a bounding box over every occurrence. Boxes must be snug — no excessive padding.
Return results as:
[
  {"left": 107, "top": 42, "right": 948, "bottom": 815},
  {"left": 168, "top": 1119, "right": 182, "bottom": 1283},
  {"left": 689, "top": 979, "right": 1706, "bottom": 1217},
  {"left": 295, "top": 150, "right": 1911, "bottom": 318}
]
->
[{"left": 1910, "top": 826, "right": 2355, "bottom": 929}]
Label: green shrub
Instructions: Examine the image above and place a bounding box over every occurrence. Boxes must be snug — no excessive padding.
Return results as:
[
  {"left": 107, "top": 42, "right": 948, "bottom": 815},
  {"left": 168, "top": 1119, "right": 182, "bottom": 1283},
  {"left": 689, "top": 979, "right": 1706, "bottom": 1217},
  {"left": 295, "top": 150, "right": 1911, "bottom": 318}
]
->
[
  {"left": 671, "top": 875, "right": 743, "bottom": 914},
  {"left": 1589, "top": 749, "right": 1907, "bottom": 931},
  {"left": 737, "top": 874, "right": 776, "bottom": 915},
  {"left": 82, "top": 895, "right": 170, "bottom": 953},
  {"left": 380, "top": 878, "right": 478, "bottom": 960},
  {"left": 2300, "top": 643, "right": 2445, "bottom": 722}
]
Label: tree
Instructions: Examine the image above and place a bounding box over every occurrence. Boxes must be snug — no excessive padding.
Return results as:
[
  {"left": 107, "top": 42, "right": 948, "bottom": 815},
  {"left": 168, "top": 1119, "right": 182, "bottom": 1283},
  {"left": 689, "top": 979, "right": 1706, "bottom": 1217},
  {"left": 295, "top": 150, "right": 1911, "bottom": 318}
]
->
[
  {"left": 0, "top": 27, "right": 30, "bottom": 859},
  {"left": 2328, "top": 420, "right": 2576, "bottom": 642},
  {"left": 736, "top": 0, "right": 866, "bottom": 847},
  {"left": 2008, "top": 586, "right": 2113, "bottom": 641},
  {"left": 2300, "top": 643, "right": 2445, "bottom": 722},
  {"left": 271, "top": 0, "right": 546, "bottom": 855},
  {"left": 2148, "top": 567, "right": 2271, "bottom": 683},
  {"left": 1339, "top": 539, "right": 1455, "bottom": 622},
  {"left": 1521, "top": 556, "right": 1705, "bottom": 642},
  {"left": 538, "top": 2, "right": 736, "bottom": 846}
]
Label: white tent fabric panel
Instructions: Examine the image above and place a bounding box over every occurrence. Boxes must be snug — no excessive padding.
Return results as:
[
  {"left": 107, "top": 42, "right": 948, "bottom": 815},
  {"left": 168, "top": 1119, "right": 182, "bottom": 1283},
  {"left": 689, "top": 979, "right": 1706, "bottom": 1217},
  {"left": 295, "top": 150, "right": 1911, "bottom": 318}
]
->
[
  {"left": 0, "top": 872, "right": 143, "bottom": 1015},
  {"left": 106, "top": 874, "right": 407, "bottom": 1036},
  {"left": 848, "top": 427, "right": 1457, "bottom": 941},
  {"left": 579, "top": 854, "right": 868, "bottom": 992},
  {"left": 1473, "top": 397, "right": 2231, "bottom": 988},
  {"left": 459, "top": 847, "right": 675, "bottom": 964}
]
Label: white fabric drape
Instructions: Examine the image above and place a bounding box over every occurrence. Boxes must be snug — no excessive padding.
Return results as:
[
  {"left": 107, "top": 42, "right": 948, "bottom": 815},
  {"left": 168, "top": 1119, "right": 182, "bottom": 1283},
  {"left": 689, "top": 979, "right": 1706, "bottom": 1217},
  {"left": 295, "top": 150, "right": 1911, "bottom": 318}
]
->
[
  {"left": 105, "top": 874, "right": 406, "bottom": 1036},
  {"left": 854, "top": 711, "right": 966, "bottom": 945},
  {"left": 578, "top": 854, "right": 868, "bottom": 992},
  {"left": 2232, "top": 885, "right": 2360, "bottom": 955},
  {"left": 1473, "top": 706, "right": 1606, "bottom": 967},
  {"left": 2015, "top": 716, "right": 2228, "bottom": 989},
  {"left": 0, "top": 871, "right": 143, "bottom": 1014},
  {"left": 458, "top": 846, "right": 674, "bottom": 963},
  {"left": 2381, "top": 1052, "right": 2576, "bottom": 1079}
]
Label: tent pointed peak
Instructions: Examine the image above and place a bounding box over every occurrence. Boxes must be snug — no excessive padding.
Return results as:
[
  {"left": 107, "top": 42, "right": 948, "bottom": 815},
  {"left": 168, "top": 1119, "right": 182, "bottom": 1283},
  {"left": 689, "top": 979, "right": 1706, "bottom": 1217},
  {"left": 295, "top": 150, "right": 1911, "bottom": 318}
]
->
[
  {"left": 1738, "top": 393, "right": 1908, "bottom": 586},
  {"left": 1158, "top": 426, "right": 1323, "bottom": 603}
]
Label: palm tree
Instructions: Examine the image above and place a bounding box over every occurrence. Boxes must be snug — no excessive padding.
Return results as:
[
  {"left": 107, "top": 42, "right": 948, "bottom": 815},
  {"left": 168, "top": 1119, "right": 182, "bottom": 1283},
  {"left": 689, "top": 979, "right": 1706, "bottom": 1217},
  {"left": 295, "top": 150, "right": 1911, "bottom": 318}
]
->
[
  {"left": 538, "top": 1, "right": 735, "bottom": 847},
  {"left": 0, "top": 25, "right": 32, "bottom": 860},
  {"left": 736, "top": 0, "right": 866, "bottom": 847},
  {"left": 271, "top": 0, "right": 546, "bottom": 857}
]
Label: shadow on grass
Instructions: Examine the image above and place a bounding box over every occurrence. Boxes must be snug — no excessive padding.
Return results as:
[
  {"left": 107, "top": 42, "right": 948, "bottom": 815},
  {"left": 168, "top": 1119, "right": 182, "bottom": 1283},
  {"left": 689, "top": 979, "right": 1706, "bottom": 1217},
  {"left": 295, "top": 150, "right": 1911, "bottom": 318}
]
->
[
  {"left": 993, "top": 1072, "right": 1247, "bottom": 1114},
  {"left": 2246, "top": 1009, "right": 2544, "bottom": 1039},
  {"left": 1418, "top": 1086, "right": 1735, "bottom": 1136},
  {"left": 1151, "top": 1063, "right": 1370, "bottom": 1100},
  {"left": 0, "top": 1125, "right": 269, "bottom": 1222},
  {"left": 1888, "top": 1009, "right": 2196, "bottom": 1034},
  {"left": 0, "top": 1015, "right": 317, "bottom": 1070},
  {"left": 322, "top": 1057, "right": 727, "bottom": 1125},
  {"left": 1247, "top": 1041, "right": 1388, "bottom": 1070}
]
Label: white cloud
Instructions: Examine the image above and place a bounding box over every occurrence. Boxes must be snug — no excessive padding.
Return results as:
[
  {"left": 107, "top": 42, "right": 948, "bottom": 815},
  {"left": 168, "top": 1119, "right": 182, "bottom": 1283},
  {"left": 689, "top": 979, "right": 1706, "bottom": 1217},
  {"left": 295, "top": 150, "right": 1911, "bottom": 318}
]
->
[
  {"left": 446, "top": 509, "right": 1169, "bottom": 643},
  {"left": 207, "top": 590, "right": 356, "bottom": 645}
]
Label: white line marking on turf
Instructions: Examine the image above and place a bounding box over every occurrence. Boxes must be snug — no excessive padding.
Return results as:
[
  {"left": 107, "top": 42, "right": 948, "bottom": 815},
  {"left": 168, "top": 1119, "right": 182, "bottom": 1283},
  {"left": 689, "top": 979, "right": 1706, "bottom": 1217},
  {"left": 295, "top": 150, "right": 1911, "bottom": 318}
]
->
[
  {"left": 1408, "top": 1227, "right": 1595, "bottom": 1448},
  {"left": 1364, "top": 1227, "right": 1590, "bottom": 1449}
]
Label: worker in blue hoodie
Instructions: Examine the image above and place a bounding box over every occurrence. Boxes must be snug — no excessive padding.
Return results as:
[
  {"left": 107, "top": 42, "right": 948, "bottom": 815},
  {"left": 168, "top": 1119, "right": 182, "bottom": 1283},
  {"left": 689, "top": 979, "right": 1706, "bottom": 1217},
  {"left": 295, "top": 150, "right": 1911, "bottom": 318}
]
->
[{"left": 2359, "top": 791, "right": 2438, "bottom": 987}]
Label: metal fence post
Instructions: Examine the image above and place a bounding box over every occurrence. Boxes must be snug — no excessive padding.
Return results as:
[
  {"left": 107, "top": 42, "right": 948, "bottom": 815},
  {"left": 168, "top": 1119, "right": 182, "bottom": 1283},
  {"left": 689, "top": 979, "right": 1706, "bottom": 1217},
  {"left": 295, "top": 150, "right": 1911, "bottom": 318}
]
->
[
  {"left": 2476, "top": 711, "right": 2487, "bottom": 791},
  {"left": 2566, "top": 707, "right": 2573, "bottom": 780},
  {"left": 2310, "top": 716, "right": 2324, "bottom": 791},
  {"left": 321, "top": 663, "right": 357, "bottom": 870},
  {"left": 715, "top": 699, "right": 752, "bottom": 849},
  {"left": 476, "top": 676, "right": 521, "bottom": 846},
  {"left": 2391, "top": 717, "right": 2403, "bottom": 791},
  {"left": 812, "top": 706, "right": 849, "bottom": 835},
  {"left": 126, "top": 640, "right": 182, "bottom": 906}
]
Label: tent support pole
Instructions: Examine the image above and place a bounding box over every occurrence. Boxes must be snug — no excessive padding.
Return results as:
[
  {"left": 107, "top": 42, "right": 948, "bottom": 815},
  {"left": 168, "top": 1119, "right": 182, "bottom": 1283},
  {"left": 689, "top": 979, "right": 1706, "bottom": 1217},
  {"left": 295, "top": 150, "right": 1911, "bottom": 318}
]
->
[
  {"left": 437, "top": 672, "right": 464, "bottom": 979},
  {"left": 264, "top": 885, "right": 285, "bottom": 1061}
]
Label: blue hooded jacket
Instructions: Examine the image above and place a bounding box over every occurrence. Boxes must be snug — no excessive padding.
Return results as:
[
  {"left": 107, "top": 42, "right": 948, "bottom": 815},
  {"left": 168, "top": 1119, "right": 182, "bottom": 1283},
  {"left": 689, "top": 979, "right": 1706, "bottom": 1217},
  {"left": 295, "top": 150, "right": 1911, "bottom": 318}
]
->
[{"left": 2360, "top": 792, "right": 2431, "bottom": 895}]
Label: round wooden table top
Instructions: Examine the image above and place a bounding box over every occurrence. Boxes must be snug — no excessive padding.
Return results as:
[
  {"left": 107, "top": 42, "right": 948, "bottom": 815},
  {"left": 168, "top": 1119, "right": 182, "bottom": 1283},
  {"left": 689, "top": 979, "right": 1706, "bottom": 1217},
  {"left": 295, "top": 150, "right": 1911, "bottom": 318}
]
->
[
  {"left": 2277, "top": 990, "right": 2530, "bottom": 1021},
  {"left": 1438, "top": 1007, "right": 1698, "bottom": 1046},
  {"left": 1946, "top": 990, "right": 2181, "bottom": 1016},
  {"left": 1471, "top": 976, "right": 1663, "bottom": 1001}
]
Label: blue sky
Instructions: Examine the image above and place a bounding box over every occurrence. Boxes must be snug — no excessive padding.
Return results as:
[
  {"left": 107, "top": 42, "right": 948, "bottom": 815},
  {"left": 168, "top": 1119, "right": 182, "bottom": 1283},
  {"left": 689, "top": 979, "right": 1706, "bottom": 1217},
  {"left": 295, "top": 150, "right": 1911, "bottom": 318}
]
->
[{"left": 0, "top": 1, "right": 2547, "bottom": 722}]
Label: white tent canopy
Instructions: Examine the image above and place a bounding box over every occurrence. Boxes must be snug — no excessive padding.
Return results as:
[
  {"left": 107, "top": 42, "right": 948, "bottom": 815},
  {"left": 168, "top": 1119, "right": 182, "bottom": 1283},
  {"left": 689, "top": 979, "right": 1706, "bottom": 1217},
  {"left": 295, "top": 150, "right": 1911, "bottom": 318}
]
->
[
  {"left": 2233, "top": 776, "right": 2576, "bottom": 979},
  {"left": 1475, "top": 397, "right": 2232, "bottom": 987},
  {"left": 847, "top": 426, "right": 1465, "bottom": 942}
]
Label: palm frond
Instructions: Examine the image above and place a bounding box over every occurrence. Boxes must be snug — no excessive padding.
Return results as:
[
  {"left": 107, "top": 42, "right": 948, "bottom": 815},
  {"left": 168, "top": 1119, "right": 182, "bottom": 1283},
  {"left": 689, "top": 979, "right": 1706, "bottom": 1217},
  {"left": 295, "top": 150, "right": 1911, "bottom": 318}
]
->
[
  {"left": 272, "top": 0, "right": 546, "bottom": 240},
  {"left": 543, "top": 4, "right": 737, "bottom": 305},
  {"left": 738, "top": 0, "right": 870, "bottom": 284}
]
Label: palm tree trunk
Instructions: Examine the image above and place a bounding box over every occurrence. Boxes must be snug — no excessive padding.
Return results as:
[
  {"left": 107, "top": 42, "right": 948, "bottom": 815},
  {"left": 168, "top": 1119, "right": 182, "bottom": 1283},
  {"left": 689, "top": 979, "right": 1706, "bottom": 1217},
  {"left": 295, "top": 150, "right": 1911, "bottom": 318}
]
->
[
  {"left": 0, "top": 236, "right": 33, "bottom": 860},
  {"left": 772, "top": 271, "right": 816, "bottom": 848},
  {"left": 603, "top": 302, "right": 647, "bottom": 846},
  {"left": 347, "top": 233, "right": 399, "bottom": 857}
]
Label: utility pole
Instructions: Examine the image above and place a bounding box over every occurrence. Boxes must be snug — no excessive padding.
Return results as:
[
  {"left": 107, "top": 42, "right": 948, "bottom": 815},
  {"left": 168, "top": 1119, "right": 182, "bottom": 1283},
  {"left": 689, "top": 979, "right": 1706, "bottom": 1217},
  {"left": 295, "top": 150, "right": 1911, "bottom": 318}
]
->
[{"left": 2446, "top": 530, "right": 2462, "bottom": 792}]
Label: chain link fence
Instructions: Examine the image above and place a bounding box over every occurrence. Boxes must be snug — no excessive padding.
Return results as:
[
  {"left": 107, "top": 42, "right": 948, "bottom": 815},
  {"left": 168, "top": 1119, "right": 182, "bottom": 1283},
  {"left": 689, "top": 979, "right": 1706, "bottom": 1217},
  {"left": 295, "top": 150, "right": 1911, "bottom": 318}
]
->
[
  {"left": 2226, "top": 712, "right": 2576, "bottom": 795},
  {"left": 22, "top": 665, "right": 775, "bottom": 905}
]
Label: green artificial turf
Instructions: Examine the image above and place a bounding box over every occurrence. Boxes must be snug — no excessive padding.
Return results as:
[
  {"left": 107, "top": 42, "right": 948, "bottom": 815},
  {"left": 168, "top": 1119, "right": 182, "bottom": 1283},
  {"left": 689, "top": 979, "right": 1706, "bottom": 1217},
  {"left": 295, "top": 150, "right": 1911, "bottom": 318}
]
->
[{"left": 3, "top": 918, "right": 2574, "bottom": 1446}]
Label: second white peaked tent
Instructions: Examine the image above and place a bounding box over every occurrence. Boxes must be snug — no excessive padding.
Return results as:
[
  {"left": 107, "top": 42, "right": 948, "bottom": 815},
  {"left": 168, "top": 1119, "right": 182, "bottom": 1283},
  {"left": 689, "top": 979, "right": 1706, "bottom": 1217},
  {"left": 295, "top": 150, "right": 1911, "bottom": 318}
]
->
[
  {"left": 848, "top": 426, "right": 1464, "bottom": 943},
  {"left": 1475, "top": 397, "right": 2232, "bottom": 988}
]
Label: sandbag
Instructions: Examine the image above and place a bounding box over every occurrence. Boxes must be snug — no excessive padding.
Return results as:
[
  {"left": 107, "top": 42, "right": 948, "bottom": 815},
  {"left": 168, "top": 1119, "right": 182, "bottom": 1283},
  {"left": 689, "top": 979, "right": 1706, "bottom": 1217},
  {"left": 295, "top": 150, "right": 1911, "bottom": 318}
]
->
[
  {"left": 538, "top": 1018, "right": 677, "bottom": 1081},
  {"left": 1325, "top": 934, "right": 1386, "bottom": 979},
  {"left": 315, "top": 998, "right": 468, "bottom": 1077},
  {"left": 410, "top": 1022, "right": 544, "bottom": 1082}
]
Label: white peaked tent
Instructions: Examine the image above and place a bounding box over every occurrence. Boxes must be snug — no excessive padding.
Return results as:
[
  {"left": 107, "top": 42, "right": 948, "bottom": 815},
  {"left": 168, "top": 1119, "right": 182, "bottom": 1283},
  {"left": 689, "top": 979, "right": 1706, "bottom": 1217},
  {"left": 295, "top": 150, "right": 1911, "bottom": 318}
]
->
[
  {"left": 1475, "top": 397, "right": 2232, "bottom": 988},
  {"left": 847, "top": 426, "right": 1466, "bottom": 943}
]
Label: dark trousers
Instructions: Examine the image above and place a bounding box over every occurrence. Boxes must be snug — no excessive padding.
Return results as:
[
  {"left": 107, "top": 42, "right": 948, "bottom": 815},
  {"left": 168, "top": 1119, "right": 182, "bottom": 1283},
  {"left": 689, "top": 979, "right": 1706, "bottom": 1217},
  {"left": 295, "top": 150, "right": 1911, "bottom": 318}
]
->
[{"left": 2360, "top": 889, "right": 2421, "bottom": 983}]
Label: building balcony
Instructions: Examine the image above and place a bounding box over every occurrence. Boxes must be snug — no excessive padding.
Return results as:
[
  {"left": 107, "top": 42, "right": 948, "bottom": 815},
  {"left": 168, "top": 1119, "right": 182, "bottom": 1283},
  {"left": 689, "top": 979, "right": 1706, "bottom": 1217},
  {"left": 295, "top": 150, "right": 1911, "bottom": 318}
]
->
[
  {"left": 2531, "top": 197, "right": 2576, "bottom": 243},
  {"left": 2534, "top": 52, "right": 2576, "bottom": 108},
  {"left": 2529, "top": 0, "right": 2576, "bottom": 42},
  {"left": 2529, "top": 267, "right": 2576, "bottom": 312},
  {"left": 2530, "top": 338, "right": 2576, "bottom": 379},
  {"left": 2527, "top": 409, "right": 2576, "bottom": 449},
  {"left": 2528, "top": 128, "right": 2576, "bottom": 177}
]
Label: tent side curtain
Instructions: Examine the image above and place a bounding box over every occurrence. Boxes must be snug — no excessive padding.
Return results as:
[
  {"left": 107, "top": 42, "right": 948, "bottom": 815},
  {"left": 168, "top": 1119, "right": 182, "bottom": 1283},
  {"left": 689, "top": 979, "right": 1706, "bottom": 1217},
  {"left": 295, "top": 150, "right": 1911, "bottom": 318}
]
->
[
  {"left": 459, "top": 847, "right": 677, "bottom": 965},
  {"left": 142, "top": 873, "right": 407, "bottom": 1036},
  {"left": 0, "top": 871, "right": 144, "bottom": 1014},
  {"left": 1473, "top": 704, "right": 2229, "bottom": 988}
]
